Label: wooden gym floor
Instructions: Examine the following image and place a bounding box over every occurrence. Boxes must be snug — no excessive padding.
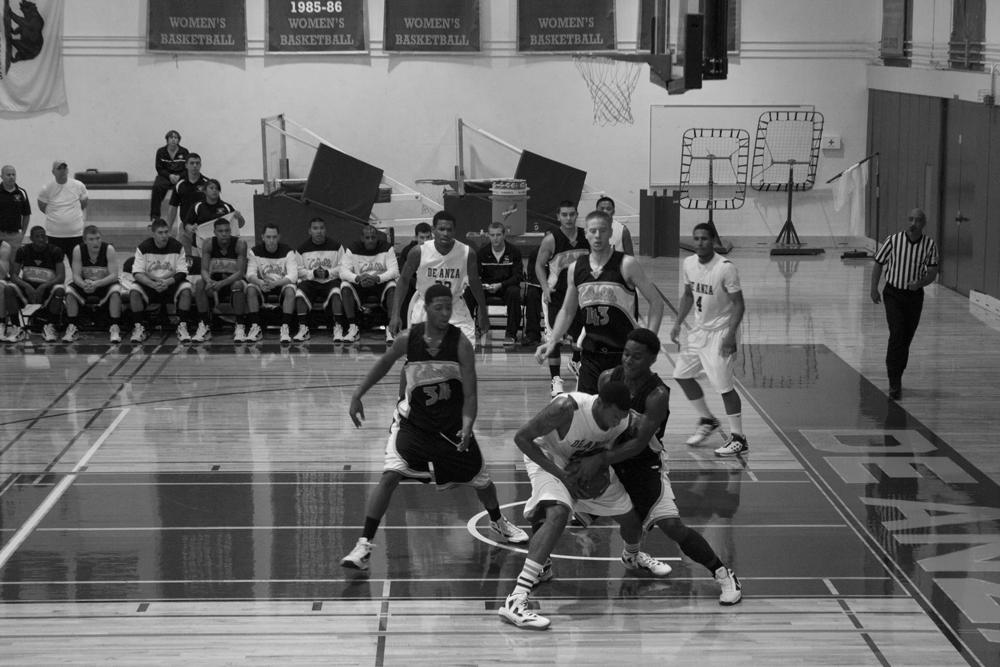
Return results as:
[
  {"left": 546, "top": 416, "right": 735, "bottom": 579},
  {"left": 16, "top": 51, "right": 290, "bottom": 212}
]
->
[{"left": 0, "top": 249, "right": 998, "bottom": 665}]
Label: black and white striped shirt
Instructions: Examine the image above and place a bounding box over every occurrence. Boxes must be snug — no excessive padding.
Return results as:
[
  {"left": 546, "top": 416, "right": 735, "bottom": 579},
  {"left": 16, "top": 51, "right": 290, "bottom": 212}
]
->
[{"left": 873, "top": 232, "right": 939, "bottom": 289}]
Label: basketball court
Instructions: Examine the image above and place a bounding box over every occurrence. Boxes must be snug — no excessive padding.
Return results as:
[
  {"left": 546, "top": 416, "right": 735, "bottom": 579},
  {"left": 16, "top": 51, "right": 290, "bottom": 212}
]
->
[{"left": 1, "top": 254, "right": 997, "bottom": 665}]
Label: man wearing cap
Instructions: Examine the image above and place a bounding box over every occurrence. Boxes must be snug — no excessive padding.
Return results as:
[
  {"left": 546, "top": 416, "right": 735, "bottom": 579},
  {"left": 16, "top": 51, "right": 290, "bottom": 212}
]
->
[
  {"left": 37, "top": 161, "right": 88, "bottom": 258},
  {"left": 0, "top": 165, "right": 31, "bottom": 259},
  {"left": 150, "top": 130, "right": 189, "bottom": 221}
]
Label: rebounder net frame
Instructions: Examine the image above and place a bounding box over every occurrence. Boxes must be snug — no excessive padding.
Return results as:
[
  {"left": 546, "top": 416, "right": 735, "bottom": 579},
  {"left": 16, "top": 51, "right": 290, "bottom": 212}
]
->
[
  {"left": 678, "top": 128, "right": 750, "bottom": 210},
  {"left": 750, "top": 110, "right": 824, "bottom": 192}
]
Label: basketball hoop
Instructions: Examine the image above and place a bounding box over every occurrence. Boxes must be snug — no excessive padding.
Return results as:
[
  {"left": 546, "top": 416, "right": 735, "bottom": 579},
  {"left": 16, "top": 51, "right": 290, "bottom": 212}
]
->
[{"left": 573, "top": 55, "right": 642, "bottom": 126}]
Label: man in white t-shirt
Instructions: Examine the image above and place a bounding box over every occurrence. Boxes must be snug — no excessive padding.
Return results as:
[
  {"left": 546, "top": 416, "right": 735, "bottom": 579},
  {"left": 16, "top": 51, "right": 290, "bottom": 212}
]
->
[
  {"left": 37, "top": 160, "right": 88, "bottom": 258},
  {"left": 670, "top": 222, "right": 748, "bottom": 458}
]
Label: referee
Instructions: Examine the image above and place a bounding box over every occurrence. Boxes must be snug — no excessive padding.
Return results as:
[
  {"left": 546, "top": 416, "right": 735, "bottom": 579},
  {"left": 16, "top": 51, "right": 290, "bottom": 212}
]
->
[{"left": 870, "top": 208, "right": 939, "bottom": 400}]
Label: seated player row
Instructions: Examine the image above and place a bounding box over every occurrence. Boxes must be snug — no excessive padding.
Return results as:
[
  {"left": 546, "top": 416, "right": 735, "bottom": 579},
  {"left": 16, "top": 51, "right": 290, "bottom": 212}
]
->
[{"left": 0, "top": 216, "right": 399, "bottom": 345}]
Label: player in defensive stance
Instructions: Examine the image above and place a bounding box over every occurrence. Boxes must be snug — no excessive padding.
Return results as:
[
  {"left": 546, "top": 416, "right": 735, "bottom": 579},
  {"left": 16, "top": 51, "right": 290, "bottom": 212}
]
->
[
  {"left": 576, "top": 328, "right": 742, "bottom": 605},
  {"left": 390, "top": 211, "right": 489, "bottom": 345},
  {"left": 341, "top": 284, "right": 528, "bottom": 571},
  {"left": 498, "top": 381, "right": 672, "bottom": 631},
  {"left": 671, "top": 223, "right": 748, "bottom": 457}
]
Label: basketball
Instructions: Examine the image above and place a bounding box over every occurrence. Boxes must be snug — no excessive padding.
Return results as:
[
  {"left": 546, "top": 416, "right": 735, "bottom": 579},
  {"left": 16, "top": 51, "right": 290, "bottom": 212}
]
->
[{"left": 564, "top": 452, "right": 612, "bottom": 500}]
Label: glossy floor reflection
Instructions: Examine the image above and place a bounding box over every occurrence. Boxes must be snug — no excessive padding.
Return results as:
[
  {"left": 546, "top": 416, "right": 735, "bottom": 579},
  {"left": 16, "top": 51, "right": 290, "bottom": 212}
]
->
[{"left": 2, "top": 248, "right": 997, "bottom": 665}]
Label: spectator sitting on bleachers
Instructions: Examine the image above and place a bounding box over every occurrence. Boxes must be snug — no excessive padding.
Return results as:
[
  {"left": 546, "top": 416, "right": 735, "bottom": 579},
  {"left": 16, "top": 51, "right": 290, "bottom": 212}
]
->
[
  {"left": 150, "top": 130, "right": 189, "bottom": 221},
  {"left": 128, "top": 218, "right": 195, "bottom": 344},
  {"left": 194, "top": 217, "right": 247, "bottom": 344},
  {"left": 396, "top": 221, "right": 432, "bottom": 328},
  {"left": 7, "top": 226, "right": 67, "bottom": 342},
  {"left": 245, "top": 224, "right": 298, "bottom": 344},
  {"left": 64, "top": 225, "right": 123, "bottom": 344},
  {"left": 340, "top": 225, "right": 398, "bottom": 343},
  {"left": 477, "top": 221, "right": 523, "bottom": 346},
  {"left": 294, "top": 217, "right": 343, "bottom": 343},
  {"left": 167, "top": 153, "right": 209, "bottom": 236}
]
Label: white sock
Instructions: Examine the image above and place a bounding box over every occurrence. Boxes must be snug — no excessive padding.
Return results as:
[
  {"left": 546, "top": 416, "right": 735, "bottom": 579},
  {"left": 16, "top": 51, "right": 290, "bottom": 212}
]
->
[{"left": 727, "top": 413, "right": 743, "bottom": 436}]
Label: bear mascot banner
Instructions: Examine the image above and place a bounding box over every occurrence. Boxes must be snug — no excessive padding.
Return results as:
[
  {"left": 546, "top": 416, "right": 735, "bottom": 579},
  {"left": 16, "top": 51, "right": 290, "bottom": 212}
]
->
[{"left": 0, "top": 0, "right": 65, "bottom": 112}]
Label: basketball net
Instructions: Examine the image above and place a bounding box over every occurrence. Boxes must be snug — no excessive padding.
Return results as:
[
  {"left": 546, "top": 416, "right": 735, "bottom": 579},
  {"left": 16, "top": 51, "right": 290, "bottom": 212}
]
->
[{"left": 573, "top": 56, "right": 642, "bottom": 126}]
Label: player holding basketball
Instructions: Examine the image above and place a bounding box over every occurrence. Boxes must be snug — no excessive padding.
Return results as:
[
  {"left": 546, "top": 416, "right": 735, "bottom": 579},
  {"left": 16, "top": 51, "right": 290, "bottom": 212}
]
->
[
  {"left": 341, "top": 284, "right": 527, "bottom": 572},
  {"left": 390, "top": 211, "right": 489, "bottom": 345},
  {"left": 534, "top": 200, "right": 589, "bottom": 396},
  {"left": 671, "top": 223, "right": 748, "bottom": 457},
  {"left": 498, "top": 381, "right": 671, "bottom": 631},
  {"left": 573, "top": 328, "right": 742, "bottom": 605},
  {"left": 536, "top": 210, "right": 663, "bottom": 394}
]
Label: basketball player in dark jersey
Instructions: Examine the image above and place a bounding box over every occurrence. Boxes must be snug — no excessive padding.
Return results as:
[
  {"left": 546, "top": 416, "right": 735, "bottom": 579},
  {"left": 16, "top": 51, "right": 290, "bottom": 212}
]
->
[
  {"left": 340, "top": 284, "right": 528, "bottom": 571},
  {"left": 576, "top": 328, "right": 742, "bottom": 605},
  {"left": 534, "top": 200, "right": 589, "bottom": 396},
  {"left": 64, "top": 225, "right": 123, "bottom": 343},
  {"left": 194, "top": 217, "right": 247, "bottom": 343},
  {"left": 537, "top": 210, "right": 663, "bottom": 394}
]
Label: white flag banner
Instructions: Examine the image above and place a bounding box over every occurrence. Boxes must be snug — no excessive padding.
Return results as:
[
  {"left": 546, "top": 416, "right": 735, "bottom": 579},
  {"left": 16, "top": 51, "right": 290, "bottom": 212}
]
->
[{"left": 0, "top": 0, "right": 66, "bottom": 112}]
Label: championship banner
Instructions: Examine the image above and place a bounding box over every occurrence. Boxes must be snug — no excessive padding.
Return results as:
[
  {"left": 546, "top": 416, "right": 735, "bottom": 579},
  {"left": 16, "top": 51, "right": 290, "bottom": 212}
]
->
[
  {"left": 518, "top": 0, "right": 615, "bottom": 52},
  {"left": 148, "top": 0, "right": 246, "bottom": 53},
  {"left": 0, "top": 0, "right": 66, "bottom": 112},
  {"left": 267, "top": 0, "right": 366, "bottom": 53},
  {"left": 384, "top": 0, "right": 479, "bottom": 52}
]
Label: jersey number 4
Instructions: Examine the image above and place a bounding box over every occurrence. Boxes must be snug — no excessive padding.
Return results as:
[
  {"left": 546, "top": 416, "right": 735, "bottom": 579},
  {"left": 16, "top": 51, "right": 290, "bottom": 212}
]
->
[
  {"left": 585, "top": 306, "right": 610, "bottom": 326},
  {"left": 696, "top": 296, "right": 703, "bottom": 313},
  {"left": 423, "top": 382, "right": 452, "bottom": 405}
]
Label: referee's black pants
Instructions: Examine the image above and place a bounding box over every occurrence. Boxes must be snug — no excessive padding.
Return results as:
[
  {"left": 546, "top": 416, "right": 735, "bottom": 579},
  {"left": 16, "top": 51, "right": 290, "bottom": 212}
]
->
[{"left": 882, "top": 284, "right": 924, "bottom": 389}]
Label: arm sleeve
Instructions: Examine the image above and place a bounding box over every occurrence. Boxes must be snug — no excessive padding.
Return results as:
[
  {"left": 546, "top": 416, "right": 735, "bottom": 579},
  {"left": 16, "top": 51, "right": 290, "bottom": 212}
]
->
[
  {"left": 340, "top": 250, "right": 358, "bottom": 283},
  {"left": 378, "top": 250, "right": 399, "bottom": 283},
  {"left": 873, "top": 236, "right": 892, "bottom": 265},
  {"left": 501, "top": 245, "right": 523, "bottom": 289},
  {"left": 722, "top": 263, "right": 742, "bottom": 293},
  {"left": 155, "top": 148, "right": 169, "bottom": 178},
  {"left": 928, "top": 239, "right": 939, "bottom": 267},
  {"left": 132, "top": 247, "right": 146, "bottom": 275}
]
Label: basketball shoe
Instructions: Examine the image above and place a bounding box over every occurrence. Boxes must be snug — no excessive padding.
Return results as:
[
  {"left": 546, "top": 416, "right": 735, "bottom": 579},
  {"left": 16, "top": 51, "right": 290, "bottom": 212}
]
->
[
  {"left": 715, "top": 566, "right": 742, "bottom": 605},
  {"left": 686, "top": 417, "right": 720, "bottom": 446},
  {"left": 714, "top": 433, "right": 749, "bottom": 457},
  {"left": 489, "top": 516, "right": 529, "bottom": 544},
  {"left": 550, "top": 376, "right": 565, "bottom": 397},
  {"left": 498, "top": 593, "right": 550, "bottom": 630},
  {"left": 621, "top": 550, "right": 672, "bottom": 576},
  {"left": 340, "top": 537, "right": 373, "bottom": 571}
]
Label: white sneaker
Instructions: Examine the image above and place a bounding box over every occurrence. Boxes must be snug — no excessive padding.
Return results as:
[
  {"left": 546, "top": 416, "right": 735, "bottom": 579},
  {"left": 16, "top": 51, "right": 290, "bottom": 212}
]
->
[
  {"left": 715, "top": 566, "right": 742, "bottom": 605},
  {"left": 686, "top": 417, "right": 721, "bottom": 446},
  {"left": 332, "top": 323, "right": 345, "bottom": 342},
  {"left": 340, "top": 537, "right": 374, "bottom": 570},
  {"left": 42, "top": 323, "right": 58, "bottom": 342},
  {"left": 550, "top": 376, "right": 565, "bottom": 397},
  {"left": 108, "top": 324, "right": 121, "bottom": 344},
  {"left": 6, "top": 325, "right": 26, "bottom": 343},
  {"left": 293, "top": 324, "right": 310, "bottom": 342},
  {"left": 279, "top": 323, "right": 292, "bottom": 344},
  {"left": 176, "top": 321, "right": 191, "bottom": 343},
  {"left": 489, "top": 516, "right": 529, "bottom": 544},
  {"left": 621, "top": 550, "right": 673, "bottom": 577},
  {"left": 62, "top": 323, "right": 79, "bottom": 343},
  {"left": 192, "top": 321, "right": 211, "bottom": 342},
  {"left": 715, "top": 433, "right": 749, "bottom": 458},
  {"left": 130, "top": 323, "right": 146, "bottom": 343},
  {"left": 233, "top": 324, "right": 247, "bottom": 343},
  {"left": 246, "top": 323, "right": 263, "bottom": 342},
  {"left": 344, "top": 323, "right": 360, "bottom": 342},
  {"left": 498, "top": 593, "right": 550, "bottom": 630}
]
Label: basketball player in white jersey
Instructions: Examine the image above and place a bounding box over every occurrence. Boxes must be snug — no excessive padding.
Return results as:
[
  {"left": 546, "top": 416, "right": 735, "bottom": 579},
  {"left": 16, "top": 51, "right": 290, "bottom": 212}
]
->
[
  {"left": 595, "top": 196, "right": 634, "bottom": 255},
  {"left": 498, "top": 382, "right": 671, "bottom": 631},
  {"left": 390, "top": 211, "right": 489, "bottom": 344},
  {"left": 670, "top": 223, "right": 748, "bottom": 457}
]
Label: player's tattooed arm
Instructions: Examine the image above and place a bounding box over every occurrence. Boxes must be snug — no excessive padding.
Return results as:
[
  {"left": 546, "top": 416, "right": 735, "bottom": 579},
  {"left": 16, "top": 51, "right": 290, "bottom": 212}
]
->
[{"left": 514, "top": 396, "right": 578, "bottom": 482}]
